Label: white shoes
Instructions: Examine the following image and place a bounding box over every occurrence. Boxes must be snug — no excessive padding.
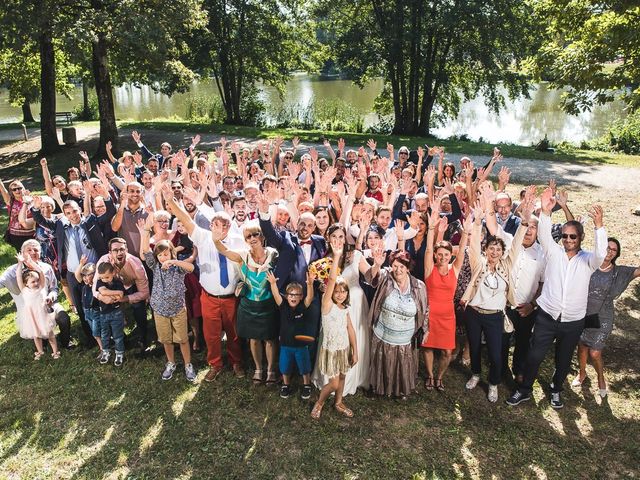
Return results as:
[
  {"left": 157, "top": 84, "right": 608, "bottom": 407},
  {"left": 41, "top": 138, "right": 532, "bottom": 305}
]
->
[
  {"left": 571, "top": 376, "right": 584, "bottom": 387},
  {"left": 488, "top": 385, "right": 498, "bottom": 403},
  {"left": 599, "top": 387, "right": 608, "bottom": 398},
  {"left": 465, "top": 375, "right": 480, "bottom": 390}
]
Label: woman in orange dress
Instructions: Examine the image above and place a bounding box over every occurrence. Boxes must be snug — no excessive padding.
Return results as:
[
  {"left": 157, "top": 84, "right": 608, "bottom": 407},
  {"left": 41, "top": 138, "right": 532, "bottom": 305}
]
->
[{"left": 421, "top": 202, "right": 471, "bottom": 390}]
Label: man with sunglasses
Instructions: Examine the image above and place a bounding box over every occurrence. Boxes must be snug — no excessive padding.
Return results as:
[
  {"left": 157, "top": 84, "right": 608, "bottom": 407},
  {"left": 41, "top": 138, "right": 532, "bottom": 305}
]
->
[{"left": 507, "top": 187, "right": 607, "bottom": 409}]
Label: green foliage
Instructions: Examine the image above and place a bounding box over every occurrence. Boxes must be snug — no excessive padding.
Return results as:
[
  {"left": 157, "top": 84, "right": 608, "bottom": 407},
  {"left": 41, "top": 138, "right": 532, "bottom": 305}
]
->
[
  {"left": 239, "top": 84, "right": 267, "bottom": 127},
  {"left": 268, "top": 98, "right": 365, "bottom": 132},
  {"left": 0, "top": 41, "right": 77, "bottom": 106},
  {"left": 528, "top": 1, "right": 640, "bottom": 113},
  {"left": 596, "top": 112, "right": 640, "bottom": 155},
  {"left": 185, "top": 94, "right": 226, "bottom": 123},
  {"left": 72, "top": 95, "right": 99, "bottom": 121},
  {"left": 189, "top": 0, "right": 323, "bottom": 124},
  {"left": 318, "top": 0, "right": 542, "bottom": 135}
]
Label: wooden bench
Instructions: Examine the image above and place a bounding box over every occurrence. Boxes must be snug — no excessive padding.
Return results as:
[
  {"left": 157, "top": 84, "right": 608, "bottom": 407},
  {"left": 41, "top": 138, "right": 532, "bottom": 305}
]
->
[{"left": 55, "top": 112, "right": 73, "bottom": 125}]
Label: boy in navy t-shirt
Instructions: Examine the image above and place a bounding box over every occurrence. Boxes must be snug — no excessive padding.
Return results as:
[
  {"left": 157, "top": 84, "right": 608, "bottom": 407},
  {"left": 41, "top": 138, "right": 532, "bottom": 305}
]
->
[
  {"left": 266, "top": 271, "right": 315, "bottom": 400},
  {"left": 95, "top": 262, "right": 127, "bottom": 367}
]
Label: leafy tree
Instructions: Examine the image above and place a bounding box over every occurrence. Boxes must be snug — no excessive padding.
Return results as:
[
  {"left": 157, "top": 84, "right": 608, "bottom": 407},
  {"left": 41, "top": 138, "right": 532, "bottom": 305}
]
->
[
  {"left": 189, "top": 0, "right": 323, "bottom": 125},
  {"left": 66, "top": 0, "right": 206, "bottom": 156},
  {"left": 318, "top": 0, "right": 540, "bottom": 135},
  {"left": 0, "top": 42, "right": 78, "bottom": 123},
  {"left": 0, "top": 0, "right": 68, "bottom": 152},
  {"left": 527, "top": 0, "right": 640, "bottom": 114}
]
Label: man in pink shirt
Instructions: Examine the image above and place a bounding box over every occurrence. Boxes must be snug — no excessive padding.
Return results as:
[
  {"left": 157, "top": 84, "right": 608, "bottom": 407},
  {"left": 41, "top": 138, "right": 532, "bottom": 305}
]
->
[{"left": 94, "top": 237, "right": 150, "bottom": 351}]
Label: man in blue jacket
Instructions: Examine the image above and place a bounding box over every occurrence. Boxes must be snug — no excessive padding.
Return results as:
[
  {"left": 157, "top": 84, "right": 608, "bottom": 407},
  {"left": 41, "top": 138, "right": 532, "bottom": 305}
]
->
[{"left": 31, "top": 196, "right": 116, "bottom": 346}]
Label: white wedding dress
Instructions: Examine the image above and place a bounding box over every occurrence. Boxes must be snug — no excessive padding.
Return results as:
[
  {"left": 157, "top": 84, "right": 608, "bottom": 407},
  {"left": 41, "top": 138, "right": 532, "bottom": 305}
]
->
[{"left": 312, "top": 249, "right": 370, "bottom": 395}]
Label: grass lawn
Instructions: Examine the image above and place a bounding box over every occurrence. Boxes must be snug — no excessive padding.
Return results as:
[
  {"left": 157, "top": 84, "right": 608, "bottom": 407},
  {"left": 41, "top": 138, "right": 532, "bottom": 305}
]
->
[{"left": 1, "top": 129, "right": 639, "bottom": 478}]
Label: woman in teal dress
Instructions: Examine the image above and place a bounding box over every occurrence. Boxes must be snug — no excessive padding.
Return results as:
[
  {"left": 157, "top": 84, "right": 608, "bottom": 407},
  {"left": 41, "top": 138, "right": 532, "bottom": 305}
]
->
[{"left": 214, "top": 223, "right": 280, "bottom": 385}]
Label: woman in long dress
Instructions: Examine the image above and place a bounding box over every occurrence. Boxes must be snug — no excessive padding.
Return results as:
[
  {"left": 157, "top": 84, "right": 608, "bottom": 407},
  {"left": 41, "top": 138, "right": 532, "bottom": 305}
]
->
[{"left": 311, "top": 223, "right": 373, "bottom": 395}]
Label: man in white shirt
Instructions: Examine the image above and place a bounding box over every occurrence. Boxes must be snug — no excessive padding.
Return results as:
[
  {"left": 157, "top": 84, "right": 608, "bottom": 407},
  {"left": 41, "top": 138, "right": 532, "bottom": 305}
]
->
[
  {"left": 165, "top": 189, "right": 246, "bottom": 382},
  {"left": 507, "top": 187, "right": 606, "bottom": 409}
]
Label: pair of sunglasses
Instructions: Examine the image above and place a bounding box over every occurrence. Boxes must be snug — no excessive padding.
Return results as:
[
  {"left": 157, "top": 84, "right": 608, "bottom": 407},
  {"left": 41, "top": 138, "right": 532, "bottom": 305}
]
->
[{"left": 561, "top": 233, "right": 578, "bottom": 240}]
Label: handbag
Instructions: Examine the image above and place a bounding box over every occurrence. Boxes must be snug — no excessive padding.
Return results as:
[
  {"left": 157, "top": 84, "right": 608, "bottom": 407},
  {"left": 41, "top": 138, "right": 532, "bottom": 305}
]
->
[{"left": 583, "top": 268, "right": 617, "bottom": 330}]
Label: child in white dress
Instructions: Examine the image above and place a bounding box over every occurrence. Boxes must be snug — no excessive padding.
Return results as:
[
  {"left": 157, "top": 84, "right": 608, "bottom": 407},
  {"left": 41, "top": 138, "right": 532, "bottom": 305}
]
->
[
  {"left": 16, "top": 255, "right": 59, "bottom": 360},
  {"left": 311, "top": 243, "right": 357, "bottom": 419}
]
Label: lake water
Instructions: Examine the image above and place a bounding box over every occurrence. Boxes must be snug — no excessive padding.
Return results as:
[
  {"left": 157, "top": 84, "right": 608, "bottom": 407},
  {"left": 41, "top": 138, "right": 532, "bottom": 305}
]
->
[{"left": 0, "top": 73, "right": 625, "bottom": 145}]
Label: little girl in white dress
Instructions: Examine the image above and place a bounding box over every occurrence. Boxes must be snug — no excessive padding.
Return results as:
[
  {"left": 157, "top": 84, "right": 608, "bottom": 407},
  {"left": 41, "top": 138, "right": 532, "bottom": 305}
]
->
[
  {"left": 311, "top": 243, "right": 357, "bottom": 420},
  {"left": 16, "top": 255, "right": 59, "bottom": 360}
]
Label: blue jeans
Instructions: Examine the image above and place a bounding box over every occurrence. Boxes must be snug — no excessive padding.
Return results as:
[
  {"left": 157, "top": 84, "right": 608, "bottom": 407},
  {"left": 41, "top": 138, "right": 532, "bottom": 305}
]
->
[
  {"left": 84, "top": 308, "right": 102, "bottom": 337},
  {"left": 101, "top": 309, "right": 125, "bottom": 353}
]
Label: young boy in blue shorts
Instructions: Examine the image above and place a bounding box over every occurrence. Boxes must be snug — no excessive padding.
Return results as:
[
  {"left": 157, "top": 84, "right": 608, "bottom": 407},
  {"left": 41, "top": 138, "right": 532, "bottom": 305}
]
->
[{"left": 266, "top": 271, "right": 315, "bottom": 400}]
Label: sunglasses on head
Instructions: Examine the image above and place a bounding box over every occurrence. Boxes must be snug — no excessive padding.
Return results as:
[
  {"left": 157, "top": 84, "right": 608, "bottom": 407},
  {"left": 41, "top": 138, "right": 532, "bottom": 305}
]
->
[
  {"left": 561, "top": 233, "right": 578, "bottom": 240},
  {"left": 245, "top": 232, "right": 261, "bottom": 240}
]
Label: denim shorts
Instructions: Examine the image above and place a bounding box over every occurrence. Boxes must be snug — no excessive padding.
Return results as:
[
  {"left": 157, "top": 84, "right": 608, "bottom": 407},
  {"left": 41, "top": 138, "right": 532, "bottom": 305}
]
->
[
  {"left": 84, "top": 308, "right": 101, "bottom": 337},
  {"left": 279, "top": 345, "right": 312, "bottom": 375}
]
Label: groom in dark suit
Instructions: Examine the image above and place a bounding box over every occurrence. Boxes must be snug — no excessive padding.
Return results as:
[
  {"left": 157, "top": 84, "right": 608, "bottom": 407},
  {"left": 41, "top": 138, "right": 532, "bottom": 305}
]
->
[{"left": 260, "top": 209, "right": 326, "bottom": 361}]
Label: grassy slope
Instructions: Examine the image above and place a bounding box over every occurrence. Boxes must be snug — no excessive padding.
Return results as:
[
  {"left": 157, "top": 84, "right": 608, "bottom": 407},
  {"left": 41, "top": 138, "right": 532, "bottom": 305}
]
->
[{"left": 1, "top": 130, "right": 639, "bottom": 479}]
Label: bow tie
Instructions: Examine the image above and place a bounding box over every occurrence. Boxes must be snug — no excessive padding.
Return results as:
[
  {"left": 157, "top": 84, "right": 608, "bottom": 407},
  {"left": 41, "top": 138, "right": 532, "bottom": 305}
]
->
[{"left": 299, "top": 240, "right": 312, "bottom": 246}]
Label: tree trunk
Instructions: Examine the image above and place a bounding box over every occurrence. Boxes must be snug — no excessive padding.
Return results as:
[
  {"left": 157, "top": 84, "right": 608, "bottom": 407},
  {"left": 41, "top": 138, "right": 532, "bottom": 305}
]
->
[
  {"left": 38, "top": 31, "right": 60, "bottom": 153},
  {"left": 91, "top": 34, "right": 118, "bottom": 158},
  {"left": 82, "top": 80, "right": 90, "bottom": 120},
  {"left": 22, "top": 101, "right": 35, "bottom": 123}
]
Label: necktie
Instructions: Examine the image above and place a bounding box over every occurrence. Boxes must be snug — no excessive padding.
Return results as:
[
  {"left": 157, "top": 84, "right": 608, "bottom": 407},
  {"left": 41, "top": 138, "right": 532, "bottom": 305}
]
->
[
  {"left": 71, "top": 226, "right": 84, "bottom": 260},
  {"left": 218, "top": 251, "right": 229, "bottom": 288}
]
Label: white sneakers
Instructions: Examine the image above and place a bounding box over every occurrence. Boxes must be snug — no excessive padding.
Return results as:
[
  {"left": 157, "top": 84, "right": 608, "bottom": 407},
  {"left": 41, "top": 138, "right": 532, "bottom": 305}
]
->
[
  {"left": 488, "top": 385, "right": 498, "bottom": 403},
  {"left": 465, "top": 375, "right": 480, "bottom": 390}
]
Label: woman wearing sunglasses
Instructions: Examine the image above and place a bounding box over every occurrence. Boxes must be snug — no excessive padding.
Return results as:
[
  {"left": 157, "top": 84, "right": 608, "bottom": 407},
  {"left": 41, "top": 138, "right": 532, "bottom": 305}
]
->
[
  {"left": 213, "top": 223, "right": 280, "bottom": 386},
  {"left": 0, "top": 178, "right": 36, "bottom": 251},
  {"left": 461, "top": 197, "right": 534, "bottom": 402},
  {"left": 573, "top": 237, "right": 640, "bottom": 397}
]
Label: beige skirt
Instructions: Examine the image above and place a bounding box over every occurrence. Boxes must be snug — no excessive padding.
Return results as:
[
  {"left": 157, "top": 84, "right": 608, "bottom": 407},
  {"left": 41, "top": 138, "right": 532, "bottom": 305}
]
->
[{"left": 317, "top": 346, "right": 351, "bottom": 378}]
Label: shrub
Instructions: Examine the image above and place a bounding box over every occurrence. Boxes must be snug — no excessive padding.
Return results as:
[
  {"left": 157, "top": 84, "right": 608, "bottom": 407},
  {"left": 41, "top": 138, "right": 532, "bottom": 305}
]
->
[
  {"left": 73, "top": 95, "right": 99, "bottom": 121},
  {"left": 603, "top": 111, "right": 640, "bottom": 155},
  {"left": 185, "top": 94, "right": 225, "bottom": 123},
  {"left": 267, "top": 98, "right": 365, "bottom": 132}
]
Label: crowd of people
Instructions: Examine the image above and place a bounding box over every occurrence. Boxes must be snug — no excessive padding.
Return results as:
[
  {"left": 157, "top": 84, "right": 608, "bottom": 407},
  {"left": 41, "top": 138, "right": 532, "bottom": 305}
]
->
[{"left": 1, "top": 132, "right": 638, "bottom": 418}]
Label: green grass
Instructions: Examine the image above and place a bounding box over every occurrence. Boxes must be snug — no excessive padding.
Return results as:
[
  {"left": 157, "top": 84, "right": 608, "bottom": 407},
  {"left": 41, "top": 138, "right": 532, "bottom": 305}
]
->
[
  {"left": 1, "top": 124, "right": 640, "bottom": 478},
  {"left": 119, "top": 120, "right": 640, "bottom": 167}
]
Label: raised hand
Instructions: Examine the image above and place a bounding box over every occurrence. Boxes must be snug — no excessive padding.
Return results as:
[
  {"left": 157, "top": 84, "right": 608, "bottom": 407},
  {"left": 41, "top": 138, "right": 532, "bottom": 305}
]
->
[
  {"left": 438, "top": 216, "right": 449, "bottom": 234},
  {"left": 441, "top": 178, "right": 454, "bottom": 195},
  {"left": 79, "top": 151, "right": 90, "bottom": 162},
  {"left": 462, "top": 213, "right": 473, "bottom": 233},
  {"left": 372, "top": 245, "right": 386, "bottom": 266},
  {"left": 540, "top": 187, "right": 556, "bottom": 214},
  {"left": 192, "top": 134, "right": 201, "bottom": 147},
  {"left": 40, "top": 158, "right": 48, "bottom": 167},
  {"left": 417, "top": 146, "right": 424, "bottom": 159},
  {"left": 306, "top": 269, "right": 316, "bottom": 285},
  {"left": 492, "top": 147, "right": 501, "bottom": 160},
  {"left": 106, "top": 140, "right": 112, "bottom": 152},
  {"left": 548, "top": 178, "right": 557, "bottom": 196},
  {"left": 386, "top": 143, "right": 394, "bottom": 155},
  {"left": 133, "top": 151, "right": 143, "bottom": 166},
  {"left": 135, "top": 218, "right": 146, "bottom": 233},
  {"left": 556, "top": 189, "right": 568, "bottom": 207},
  {"left": 520, "top": 197, "right": 535, "bottom": 224},
  {"left": 257, "top": 190, "right": 269, "bottom": 213},
  {"left": 367, "top": 138, "right": 377, "bottom": 151},
  {"left": 588, "top": 205, "right": 604, "bottom": 228},
  {"left": 266, "top": 270, "right": 278, "bottom": 285},
  {"left": 498, "top": 166, "right": 511, "bottom": 187},
  {"left": 131, "top": 131, "right": 141, "bottom": 144},
  {"left": 425, "top": 165, "right": 437, "bottom": 183},
  {"left": 337, "top": 138, "right": 345, "bottom": 152},
  {"left": 292, "top": 136, "right": 300, "bottom": 150},
  {"left": 407, "top": 210, "right": 421, "bottom": 230},
  {"left": 32, "top": 195, "right": 43, "bottom": 209},
  {"left": 395, "top": 219, "right": 406, "bottom": 241}
]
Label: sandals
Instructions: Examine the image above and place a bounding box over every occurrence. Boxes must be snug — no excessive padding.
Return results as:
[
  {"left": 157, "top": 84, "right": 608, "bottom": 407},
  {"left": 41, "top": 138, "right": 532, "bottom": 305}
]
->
[
  {"left": 265, "top": 371, "right": 279, "bottom": 386},
  {"left": 435, "top": 378, "right": 445, "bottom": 392},
  {"left": 51, "top": 351, "right": 61, "bottom": 360},
  {"left": 34, "top": 351, "right": 44, "bottom": 361},
  {"left": 252, "top": 369, "right": 264, "bottom": 385},
  {"left": 425, "top": 377, "right": 434, "bottom": 391},
  {"left": 334, "top": 402, "right": 354, "bottom": 418},
  {"left": 311, "top": 402, "right": 324, "bottom": 420}
]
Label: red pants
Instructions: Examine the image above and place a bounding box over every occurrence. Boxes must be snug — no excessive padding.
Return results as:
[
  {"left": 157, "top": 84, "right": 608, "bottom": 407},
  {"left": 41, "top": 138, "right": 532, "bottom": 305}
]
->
[{"left": 200, "top": 292, "right": 242, "bottom": 369}]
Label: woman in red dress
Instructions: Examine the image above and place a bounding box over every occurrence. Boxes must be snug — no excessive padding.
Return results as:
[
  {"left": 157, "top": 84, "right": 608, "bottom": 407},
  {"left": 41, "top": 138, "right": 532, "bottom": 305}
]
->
[{"left": 421, "top": 201, "right": 471, "bottom": 390}]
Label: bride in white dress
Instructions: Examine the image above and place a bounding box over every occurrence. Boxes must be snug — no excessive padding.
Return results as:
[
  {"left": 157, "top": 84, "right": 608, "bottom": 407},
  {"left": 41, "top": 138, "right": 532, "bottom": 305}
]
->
[{"left": 312, "top": 224, "right": 372, "bottom": 396}]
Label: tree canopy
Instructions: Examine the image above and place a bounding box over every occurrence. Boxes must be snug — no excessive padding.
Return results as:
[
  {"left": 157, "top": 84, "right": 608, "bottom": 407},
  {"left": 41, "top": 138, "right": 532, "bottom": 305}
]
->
[
  {"left": 528, "top": 0, "right": 640, "bottom": 114},
  {"left": 317, "top": 0, "right": 541, "bottom": 135}
]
